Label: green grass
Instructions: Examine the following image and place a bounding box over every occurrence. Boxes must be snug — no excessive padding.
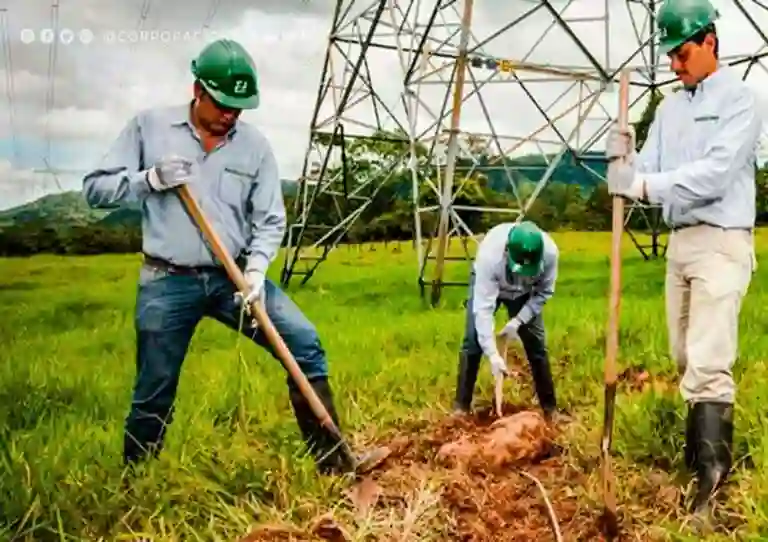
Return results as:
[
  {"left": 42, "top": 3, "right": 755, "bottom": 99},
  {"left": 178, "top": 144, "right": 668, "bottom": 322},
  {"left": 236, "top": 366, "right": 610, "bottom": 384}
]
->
[{"left": 3, "top": 231, "right": 768, "bottom": 540}]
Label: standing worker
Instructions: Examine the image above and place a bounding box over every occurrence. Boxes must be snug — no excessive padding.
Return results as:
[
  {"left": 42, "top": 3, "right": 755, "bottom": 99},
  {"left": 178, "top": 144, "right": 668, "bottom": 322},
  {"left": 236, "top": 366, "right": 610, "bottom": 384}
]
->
[
  {"left": 82, "top": 38, "right": 380, "bottom": 475},
  {"left": 453, "top": 220, "right": 560, "bottom": 420},
  {"left": 605, "top": 0, "right": 761, "bottom": 525}
]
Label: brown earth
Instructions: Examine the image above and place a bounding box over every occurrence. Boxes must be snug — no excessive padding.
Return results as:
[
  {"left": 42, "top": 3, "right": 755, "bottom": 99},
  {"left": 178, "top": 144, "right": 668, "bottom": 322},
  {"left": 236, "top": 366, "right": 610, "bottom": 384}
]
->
[
  {"left": 241, "top": 344, "right": 687, "bottom": 540},
  {"left": 357, "top": 403, "right": 678, "bottom": 541},
  {"left": 241, "top": 397, "right": 685, "bottom": 542}
]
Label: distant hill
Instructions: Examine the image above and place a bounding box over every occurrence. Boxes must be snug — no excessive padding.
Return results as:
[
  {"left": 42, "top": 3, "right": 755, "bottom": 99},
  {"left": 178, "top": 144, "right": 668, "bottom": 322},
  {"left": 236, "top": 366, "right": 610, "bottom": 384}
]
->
[
  {"left": 0, "top": 179, "right": 301, "bottom": 230},
  {"left": 0, "top": 192, "right": 108, "bottom": 228},
  {"left": 480, "top": 149, "right": 607, "bottom": 194},
  {"left": 0, "top": 156, "right": 602, "bottom": 230}
]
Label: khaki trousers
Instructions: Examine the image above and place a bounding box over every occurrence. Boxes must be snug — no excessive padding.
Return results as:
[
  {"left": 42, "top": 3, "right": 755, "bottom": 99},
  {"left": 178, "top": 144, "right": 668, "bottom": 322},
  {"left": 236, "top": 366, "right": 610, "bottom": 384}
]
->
[{"left": 665, "top": 224, "right": 755, "bottom": 404}]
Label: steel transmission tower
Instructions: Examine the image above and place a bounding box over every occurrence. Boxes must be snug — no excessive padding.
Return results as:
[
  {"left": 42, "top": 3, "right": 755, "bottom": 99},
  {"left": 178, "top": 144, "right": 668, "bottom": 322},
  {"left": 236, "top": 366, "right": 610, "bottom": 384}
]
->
[{"left": 280, "top": 0, "right": 768, "bottom": 305}]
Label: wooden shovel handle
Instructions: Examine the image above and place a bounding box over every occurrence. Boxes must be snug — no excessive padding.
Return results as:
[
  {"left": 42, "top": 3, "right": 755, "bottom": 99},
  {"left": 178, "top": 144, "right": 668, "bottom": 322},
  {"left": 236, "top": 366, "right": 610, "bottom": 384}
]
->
[
  {"left": 175, "top": 185, "right": 341, "bottom": 439},
  {"left": 600, "top": 69, "right": 630, "bottom": 539}
]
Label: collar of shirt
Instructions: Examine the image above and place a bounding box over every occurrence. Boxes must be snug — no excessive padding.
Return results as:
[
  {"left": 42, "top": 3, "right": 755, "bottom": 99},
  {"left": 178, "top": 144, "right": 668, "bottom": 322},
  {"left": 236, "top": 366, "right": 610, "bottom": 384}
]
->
[{"left": 683, "top": 63, "right": 731, "bottom": 100}]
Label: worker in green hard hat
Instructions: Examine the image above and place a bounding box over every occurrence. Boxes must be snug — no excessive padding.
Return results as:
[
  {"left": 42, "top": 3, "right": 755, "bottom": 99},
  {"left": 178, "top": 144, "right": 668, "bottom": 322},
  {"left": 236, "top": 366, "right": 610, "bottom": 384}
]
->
[
  {"left": 82, "top": 38, "right": 388, "bottom": 477},
  {"left": 453, "top": 220, "right": 561, "bottom": 422},
  {"left": 604, "top": 0, "right": 762, "bottom": 528}
]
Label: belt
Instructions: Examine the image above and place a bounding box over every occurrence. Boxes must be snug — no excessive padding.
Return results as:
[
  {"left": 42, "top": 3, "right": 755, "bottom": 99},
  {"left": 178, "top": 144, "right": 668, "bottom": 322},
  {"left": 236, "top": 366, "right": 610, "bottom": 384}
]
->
[
  {"left": 670, "top": 222, "right": 752, "bottom": 233},
  {"left": 142, "top": 253, "right": 246, "bottom": 275}
]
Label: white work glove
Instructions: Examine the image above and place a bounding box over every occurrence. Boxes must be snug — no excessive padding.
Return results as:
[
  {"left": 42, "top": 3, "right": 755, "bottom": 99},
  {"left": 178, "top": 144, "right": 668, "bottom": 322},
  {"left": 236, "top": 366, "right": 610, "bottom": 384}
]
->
[
  {"left": 243, "top": 269, "right": 265, "bottom": 305},
  {"left": 489, "top": 353, "right": 508, "bottom": 378},
  {"left": 233, "top": 266, "right": 265, "bottom": 329},
  {"left": 146, "top": 155, "right": 194, "bottom": 191},
  {"left": 607, "top": 155, "right": 644, "bottom": 200},
  {"left": 499, "top": 317, "right": 522, "bottom": 342},
  {"left": 605, "top": 125, "right": 636, "bottom": 161},
  {"left": 605, "top": 126, "right": 644, "bottom": 200}
]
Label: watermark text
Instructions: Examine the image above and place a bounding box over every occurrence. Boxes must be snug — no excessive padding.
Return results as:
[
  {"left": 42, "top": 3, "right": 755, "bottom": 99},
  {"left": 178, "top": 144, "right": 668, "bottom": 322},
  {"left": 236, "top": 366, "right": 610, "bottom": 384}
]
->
[{"left": 19, "top": 27, "right": 226, "bottom": 46}]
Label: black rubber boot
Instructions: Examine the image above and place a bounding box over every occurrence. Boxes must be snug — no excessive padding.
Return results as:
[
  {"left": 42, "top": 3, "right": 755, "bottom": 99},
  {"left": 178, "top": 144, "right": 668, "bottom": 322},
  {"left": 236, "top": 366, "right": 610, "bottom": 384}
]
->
[
  {"left": 684, "top": 403, "right": 697, "bottom": 471},
  {"left": 453, "top": 351, "right": 482, "bottom": 413},
  {"left": 529, "top": 356, "right": 557, "bottom": 417},
  {"left": 516, "top": 319, "right": 557, "bottom": 418},
  {"left": 122, "top": 407, "right": 173, "bottom": 467},
  {"left": 288, "top": 376, "right": 356, "bottom": 475},
  {"left": 690, "top": 402, "right": 734, "bottom": 518}
]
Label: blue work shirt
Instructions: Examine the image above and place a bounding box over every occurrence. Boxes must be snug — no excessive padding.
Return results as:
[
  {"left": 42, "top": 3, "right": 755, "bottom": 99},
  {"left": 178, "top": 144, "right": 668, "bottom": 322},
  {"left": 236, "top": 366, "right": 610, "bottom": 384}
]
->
[
  {"left": 637, "top": 65, "right": 763, "bottom": 229},
  {"left": 82, "top": 103, "right": 286, "bottom": 274}
]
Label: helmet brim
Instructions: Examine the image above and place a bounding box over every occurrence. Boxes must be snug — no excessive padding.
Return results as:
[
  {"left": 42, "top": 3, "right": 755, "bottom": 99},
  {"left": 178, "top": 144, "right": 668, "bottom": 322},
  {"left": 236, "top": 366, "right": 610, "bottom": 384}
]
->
[
  {"left": 205, "top": 85, "right": 260, "bottom": 110},
  {"left": 507, "top": 254, "right": 542, "bottom": 277},
  {"left": 657, "top": 37, "right": 684, "bottom": 55}
]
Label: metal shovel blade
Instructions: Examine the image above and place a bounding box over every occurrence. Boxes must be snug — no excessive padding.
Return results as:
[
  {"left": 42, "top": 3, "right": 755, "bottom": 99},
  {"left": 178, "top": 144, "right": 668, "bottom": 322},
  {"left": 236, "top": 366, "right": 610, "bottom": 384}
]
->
[{"left": 354, "top": 445, "right": 392, "bottom": 474}]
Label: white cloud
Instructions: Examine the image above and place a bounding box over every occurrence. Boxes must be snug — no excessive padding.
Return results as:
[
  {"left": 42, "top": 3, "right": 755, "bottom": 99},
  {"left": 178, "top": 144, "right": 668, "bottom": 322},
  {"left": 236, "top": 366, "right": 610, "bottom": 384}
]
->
[
  {"left": 36, "top": 107, "right": 117, "bottom": 139},
  {"left": 1, "top": 0, "right": 768, "bottom": 211},
  {"left": 0, "top": 159, "right": 71, "bottom": 207}
]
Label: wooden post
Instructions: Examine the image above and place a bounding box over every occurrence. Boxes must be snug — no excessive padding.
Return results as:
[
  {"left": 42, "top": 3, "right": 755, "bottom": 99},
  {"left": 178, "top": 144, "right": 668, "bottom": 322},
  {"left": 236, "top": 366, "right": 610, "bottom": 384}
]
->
[
  {"left": 600, "top": 68, "right": 630, "bottom": 539},
  {"left": 429, "top": 0, "right": 474, "bottom": 307}
]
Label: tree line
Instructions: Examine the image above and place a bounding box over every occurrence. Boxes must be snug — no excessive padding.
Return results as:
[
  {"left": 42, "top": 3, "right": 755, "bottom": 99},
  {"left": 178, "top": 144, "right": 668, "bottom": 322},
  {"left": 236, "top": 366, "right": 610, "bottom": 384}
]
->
[{"left": 3, "top": 172, "right": 767, "bottom": 258}]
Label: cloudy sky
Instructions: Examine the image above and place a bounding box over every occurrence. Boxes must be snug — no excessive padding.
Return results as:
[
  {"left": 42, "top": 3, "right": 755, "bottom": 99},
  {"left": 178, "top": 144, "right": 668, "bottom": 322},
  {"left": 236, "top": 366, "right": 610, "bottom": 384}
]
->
[{"left": 1, "top": 0, "right": 768, "bottom": 210}]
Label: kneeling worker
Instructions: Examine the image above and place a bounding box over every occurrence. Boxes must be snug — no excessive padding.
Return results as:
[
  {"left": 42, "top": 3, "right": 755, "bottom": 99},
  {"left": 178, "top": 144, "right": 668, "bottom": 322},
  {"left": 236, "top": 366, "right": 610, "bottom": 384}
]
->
[{"left": 454, "top": 220, "right": 560, "bottom": 419}]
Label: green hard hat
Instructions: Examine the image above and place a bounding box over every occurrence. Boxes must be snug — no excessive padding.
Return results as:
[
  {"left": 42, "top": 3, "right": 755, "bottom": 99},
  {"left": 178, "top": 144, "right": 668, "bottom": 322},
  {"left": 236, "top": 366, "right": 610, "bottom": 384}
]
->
[
  {"left": 190, "top": 39, "right": 260, "bottom": 109},
  {"left": 657, "top": 0, "right": 719, "bottom": 54},
  {"left": 506, "top": 221, "right": 544, "bottom": 277}
]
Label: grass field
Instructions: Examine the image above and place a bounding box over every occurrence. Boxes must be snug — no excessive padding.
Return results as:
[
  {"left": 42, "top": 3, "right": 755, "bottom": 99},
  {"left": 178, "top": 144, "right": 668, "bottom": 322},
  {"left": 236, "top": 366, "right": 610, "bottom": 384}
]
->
[{"left": 2, "top": 230, "right": 768, "bottom": 541}]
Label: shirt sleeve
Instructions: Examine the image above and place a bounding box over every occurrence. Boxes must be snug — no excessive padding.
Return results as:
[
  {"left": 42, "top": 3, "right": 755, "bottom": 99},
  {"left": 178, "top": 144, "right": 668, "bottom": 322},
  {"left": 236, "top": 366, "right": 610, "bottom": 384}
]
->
[
  {"left": 644, "top": 87, "right": 762, "bottom": 208},
  {"left": 82, "top": 115, "right": 152, "bottom": 209},
  {"left": 636, "top": 109, "right": 662, "bottom": 175},
  {"left": 472, "top": 244, "right": 502, "bottom": 360},
  {"left": 244, "top": 141, "right": 287, "bottom": 275},
  {"left": 515, "top": 246, "right": 558, "bottom": 325}
]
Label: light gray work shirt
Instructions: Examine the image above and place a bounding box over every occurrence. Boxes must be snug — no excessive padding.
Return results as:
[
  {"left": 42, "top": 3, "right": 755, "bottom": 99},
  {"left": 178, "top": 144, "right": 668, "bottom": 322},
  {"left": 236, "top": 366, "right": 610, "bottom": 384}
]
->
[
  {"left": 82, "top": 103, "right": 285, "bottom": 274},
  {"left": 636, "top": 65, "right": 763, "bottom": 229},
  {"left": 471, "top": 222, "right": 559, "bottom": 360}
]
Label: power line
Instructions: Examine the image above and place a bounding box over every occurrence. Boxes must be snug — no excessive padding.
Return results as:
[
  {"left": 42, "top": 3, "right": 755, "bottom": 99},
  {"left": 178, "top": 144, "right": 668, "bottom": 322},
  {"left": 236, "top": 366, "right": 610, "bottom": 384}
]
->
[
  {"left": 136, "top": 0, "right": 151, "bottom": 31},
  {"left": 201, "top": 0, "right": 222, "bottom": 31},
  {"left": 0, "top": 8, "right": 20, "bottom": 166},
  {"left": 44, "top": 0, "right": 62, "bottom": 191}
]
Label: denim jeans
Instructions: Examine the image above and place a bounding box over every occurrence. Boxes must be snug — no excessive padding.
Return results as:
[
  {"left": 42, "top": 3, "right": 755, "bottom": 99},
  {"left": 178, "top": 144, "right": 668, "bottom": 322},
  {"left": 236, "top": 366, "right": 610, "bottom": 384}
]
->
[
  {"left": 458, "top": 271, "right": 555, "bottom": 411},
  {"left": 124, "top": 262, "right": 328, "bottom": 463}
]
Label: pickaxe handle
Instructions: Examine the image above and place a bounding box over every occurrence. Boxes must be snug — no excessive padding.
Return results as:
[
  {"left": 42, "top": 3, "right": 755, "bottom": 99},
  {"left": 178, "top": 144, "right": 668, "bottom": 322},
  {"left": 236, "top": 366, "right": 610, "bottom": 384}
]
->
[
  {"left": 175, "top": 185, "right": 343, "bottom": 441},
  {"left": 600, "top": 69, "right": 630, "bottom": 538}
]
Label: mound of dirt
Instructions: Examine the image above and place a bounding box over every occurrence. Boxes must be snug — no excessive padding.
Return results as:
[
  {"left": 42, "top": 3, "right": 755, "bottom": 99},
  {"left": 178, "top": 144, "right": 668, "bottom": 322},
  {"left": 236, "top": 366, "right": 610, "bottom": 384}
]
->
[
  {"left": 353, "top": 402, "right": 682, "bottom": 540},
  {"left": 436, "top": 410, "right": 552, "bottom": 470},
  {"left": 359, "top": 404, "right": 590, "bottom": 541},
  {"left": 241, "top": 401, "right": 682, "bottom": 541}
]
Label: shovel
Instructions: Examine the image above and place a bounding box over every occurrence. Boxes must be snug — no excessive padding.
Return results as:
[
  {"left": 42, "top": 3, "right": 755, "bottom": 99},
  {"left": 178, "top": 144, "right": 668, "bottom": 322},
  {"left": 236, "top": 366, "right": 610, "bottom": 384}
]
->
[
  {"left": 494, "top": 335, "right": 510, "bottom": 418},
  {"left": 174, "top": 184, "right": 390, "bottom": 475},
  {"left": 600, "top": 69, "right": 630, "bottom": 539}
]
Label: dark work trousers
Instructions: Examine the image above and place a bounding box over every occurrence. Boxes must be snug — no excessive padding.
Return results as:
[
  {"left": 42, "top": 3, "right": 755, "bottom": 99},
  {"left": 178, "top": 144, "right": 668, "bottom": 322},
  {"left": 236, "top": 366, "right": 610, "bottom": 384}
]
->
[
  {"left": 454, "top": 270, "right": 556, "bottom": 413},
  {"left": 124, "top": 261, "right": 330, "bottom": 464}
]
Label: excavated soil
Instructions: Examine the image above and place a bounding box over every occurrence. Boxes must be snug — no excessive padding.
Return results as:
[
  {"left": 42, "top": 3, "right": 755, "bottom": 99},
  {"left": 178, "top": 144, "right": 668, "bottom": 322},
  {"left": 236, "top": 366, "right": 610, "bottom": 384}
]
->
[
  {"left": 243, "top": 399, "right": 685, "bottom": 541},
  {"left": 242, "top": 348, "right": 684, "bottom": 540}
]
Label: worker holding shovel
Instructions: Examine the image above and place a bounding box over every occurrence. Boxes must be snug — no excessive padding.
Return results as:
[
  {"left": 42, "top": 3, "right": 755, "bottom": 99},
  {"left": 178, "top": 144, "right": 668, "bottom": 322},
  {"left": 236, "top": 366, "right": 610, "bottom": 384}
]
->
[
  {"left": 605, "top": 0, "right": 761, "bottom": 525},
  {"left": 82, "top": 38, "right": 382, "bottom": 476},
  {"left": 453, "top": 220, "right": 560, "bottom": 421}
]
